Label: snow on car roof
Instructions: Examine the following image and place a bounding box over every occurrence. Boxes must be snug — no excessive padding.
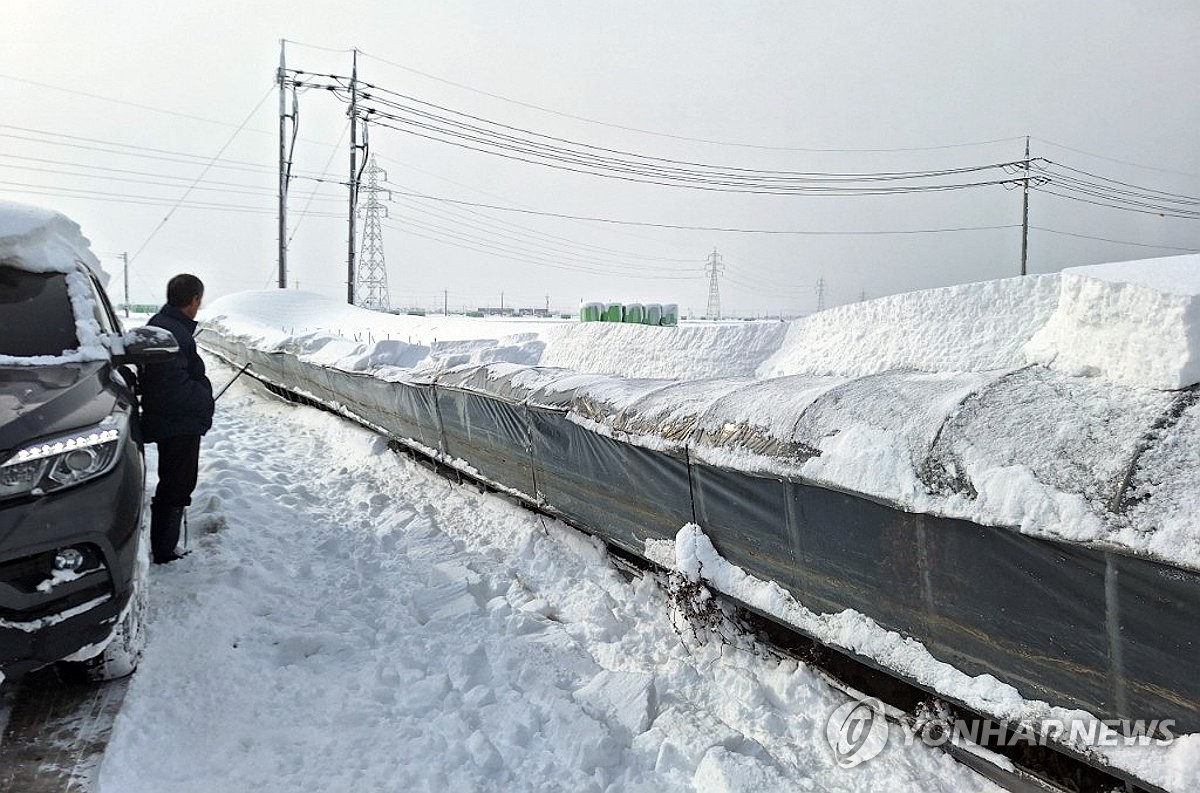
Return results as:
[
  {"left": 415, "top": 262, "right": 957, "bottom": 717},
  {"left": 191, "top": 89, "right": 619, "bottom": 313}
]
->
[
  {"left": 0, "top": 201, "right": 111, "bottom": 366},
  {"left": 0, "top": 200, "right": 107, "bottom": 284}
]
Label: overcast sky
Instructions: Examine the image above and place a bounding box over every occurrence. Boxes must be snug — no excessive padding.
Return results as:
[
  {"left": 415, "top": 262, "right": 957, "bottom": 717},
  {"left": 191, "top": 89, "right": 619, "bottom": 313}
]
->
[{"left": 4, "top": 1, "right": 1198, "bottom": 316}]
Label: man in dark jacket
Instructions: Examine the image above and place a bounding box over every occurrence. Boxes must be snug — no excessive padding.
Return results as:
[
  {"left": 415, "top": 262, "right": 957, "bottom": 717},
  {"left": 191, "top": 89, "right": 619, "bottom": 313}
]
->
[{"left": 140, "top": 274, "right": 214, "bottom": 564}]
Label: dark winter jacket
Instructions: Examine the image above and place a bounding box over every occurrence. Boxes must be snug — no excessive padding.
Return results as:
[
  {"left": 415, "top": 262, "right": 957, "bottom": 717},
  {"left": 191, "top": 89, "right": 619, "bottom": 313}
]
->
[{"left": 139, "top": 305, "right": 214, "bottom": 441}]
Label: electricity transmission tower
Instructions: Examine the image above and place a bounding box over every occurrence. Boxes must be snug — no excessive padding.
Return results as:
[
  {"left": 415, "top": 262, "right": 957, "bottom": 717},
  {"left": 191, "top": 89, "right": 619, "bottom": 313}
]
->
[
  {"left": 815, "top": 276, "right": 826, "bottom": 312},
  {"left": 356, "top": 155, "right": 392, "bottom": 311},
  {"left": 704, "top": 248, "right": 724, "bottom": 319}
]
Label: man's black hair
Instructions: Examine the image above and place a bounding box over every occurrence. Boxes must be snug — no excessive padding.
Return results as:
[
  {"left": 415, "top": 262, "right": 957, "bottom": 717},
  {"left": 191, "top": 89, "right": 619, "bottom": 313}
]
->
[{"left": 166, "top": 274, "right": 204, "bottom": 308}]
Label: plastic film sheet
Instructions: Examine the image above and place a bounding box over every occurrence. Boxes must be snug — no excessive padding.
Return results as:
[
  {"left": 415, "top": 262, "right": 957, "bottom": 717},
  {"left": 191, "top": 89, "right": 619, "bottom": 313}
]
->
[
  {"left": 436, "top": 387, "right": 537, "bottom": 498},
  {"left": 528, "top": 409, "right": 694, "bottom": 555}
]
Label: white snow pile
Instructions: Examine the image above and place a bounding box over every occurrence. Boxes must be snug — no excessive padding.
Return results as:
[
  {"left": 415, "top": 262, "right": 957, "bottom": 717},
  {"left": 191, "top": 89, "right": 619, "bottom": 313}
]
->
[
  {"left": 1025, "top": 254, "right": 1200, "bottom": 389},
  {"left": 0, "top": 200, "right": 112, "bottom": 366},
  {"left": 203, "top": 289, "right": 786, "bottom": 380},
  {"left": 207, "top": 254, "right": 1200, "bottom": 390},
  {"left": 758, "top": 274, "right": 1063, "bottom": 379}
]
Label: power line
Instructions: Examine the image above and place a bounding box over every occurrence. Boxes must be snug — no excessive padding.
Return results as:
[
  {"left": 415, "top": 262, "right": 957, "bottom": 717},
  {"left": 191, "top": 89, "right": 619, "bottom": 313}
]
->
[
  {"left": 1031, "top": 226, "right": 1199, "bottom": 252},
  {"left": 0, "top": 181, "right": 318, "bottom": 215},
  {"left": 386, "top": 189, "right": 698, "bottom": 270},
  {"left": 0, "top": 161, "right": 342, "bottom": 202},
  {"left": 341, "top": 76, "right": 1016, "bottom": 181},
  {"left": 129, "top": 85, "right": 276, "bottom": 263},
  {"left": 383, "top": 187, "right": 1023, "bottom": 235},
  {"left": 288, "top": 72, "right": 1028, "bottom": 195},
  {"left": 1032, "top": 136, "right": 1200, "bottom": 181},
  {"left": 0, "top": 72, "right": 266, "bottom": 129},
  {"left": 381, "top": 219, "right": 697, "bottom": 279},
  {"left": 353, "top": 49, "right": 1026, "bottom": 155},
  {"left": 1034, "top": 186, "right": 1200, "bottom": 220},
  {"left": 383, "top": 213, "right": 699, "bottom": 278}
]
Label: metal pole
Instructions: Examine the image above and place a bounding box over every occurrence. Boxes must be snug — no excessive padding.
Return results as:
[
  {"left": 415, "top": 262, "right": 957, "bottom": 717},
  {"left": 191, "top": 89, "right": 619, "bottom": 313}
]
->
[
  {"left": 347, "top": 48, "right": 359, "bottom": 305},
  {"left": 1020, "top": 135, "right": 1030, "bottom": 277},
  {"left": 121, "top": 252, "right": 129, "bottom": 318},
  {"left": 277, "top": 40, "right": 288, "bottom": 289}
]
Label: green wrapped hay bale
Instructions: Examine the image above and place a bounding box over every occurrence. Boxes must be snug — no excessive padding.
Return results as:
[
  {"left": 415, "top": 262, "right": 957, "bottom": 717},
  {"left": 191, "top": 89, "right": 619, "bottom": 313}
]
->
[
  {"left": 623, "top": 302, "right": 645, "bottom": 323},
  {"left": 661, "top": 303, "right": 679, "bottom": 326},
  {"left": 602, "top": 302, "right": 624, "bottom": 322},
  {"left": 580, "top": 302, "right": 603, "bottom": 322},
  {"left": 644, "top": 303, "right": 662, "bottom": 325}
]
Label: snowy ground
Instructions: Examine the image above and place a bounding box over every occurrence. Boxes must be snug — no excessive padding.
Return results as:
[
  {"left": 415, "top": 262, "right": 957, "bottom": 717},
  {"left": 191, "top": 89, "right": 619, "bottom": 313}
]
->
[{"left": 97, "top": 356, "right": 997, "bottom": 792}]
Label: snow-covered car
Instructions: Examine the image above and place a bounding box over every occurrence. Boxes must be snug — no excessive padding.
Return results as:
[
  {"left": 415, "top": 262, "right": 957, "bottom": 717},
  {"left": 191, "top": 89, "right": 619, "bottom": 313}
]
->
[{"left": 0, "top": 202, "right": 177, "bottom": 680}]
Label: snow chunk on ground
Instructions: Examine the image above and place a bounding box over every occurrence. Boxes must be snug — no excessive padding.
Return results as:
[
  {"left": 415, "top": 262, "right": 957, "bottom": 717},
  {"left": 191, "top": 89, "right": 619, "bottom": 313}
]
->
[
  {"left": 1025, "top": 255, "right": 1200, "bottom": 390},
  {"left": 758, "top": 275, "right": 1061, "bottom": 379}
]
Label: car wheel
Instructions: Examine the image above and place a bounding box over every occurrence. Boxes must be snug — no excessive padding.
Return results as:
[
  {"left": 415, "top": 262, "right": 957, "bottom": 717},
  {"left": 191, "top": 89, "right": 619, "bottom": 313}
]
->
[{"left": 63, "top": 540, "right": 149, "bottom": 682}]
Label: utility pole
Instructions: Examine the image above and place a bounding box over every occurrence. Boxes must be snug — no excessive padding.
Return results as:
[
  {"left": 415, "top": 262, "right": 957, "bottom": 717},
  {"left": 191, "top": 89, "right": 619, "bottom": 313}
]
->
[
  {"left": 444, "top": 289, "right": 448, "bottom": 316},
  {"left": 500, "top": 291, "right": 505, "bottom": 313},
  {"left": 704, "top": 248, "right": 724, "bottom": 320},
  {"left": 347, "top": 48, "right": 360, "bottom": 305},
  {"left": 1020, "top": 135, "right": 1031, "bottom": 276},
  {"left": 120, "top": 252, "right": 129, "bottom": 318},
  {"left": 356, "top": 156, "right": 391, "bottom": 311},
  {"left": 815, "top": 277, "right": 826, "bottom": 312},
  {"left": 276, "top": 39, "right": 289, "bottom": 289}
]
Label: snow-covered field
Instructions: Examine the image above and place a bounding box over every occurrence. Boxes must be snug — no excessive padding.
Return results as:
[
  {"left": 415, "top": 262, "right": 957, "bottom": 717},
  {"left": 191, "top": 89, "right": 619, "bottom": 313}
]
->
[{"left": 98, "top": 361, "right": 997, "bottom": 792}]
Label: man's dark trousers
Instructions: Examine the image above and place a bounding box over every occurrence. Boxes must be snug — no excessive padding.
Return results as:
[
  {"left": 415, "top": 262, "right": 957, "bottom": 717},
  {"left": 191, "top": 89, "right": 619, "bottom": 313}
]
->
[{"left": 151, "top": 435, "right": 201, "bottom": 560}]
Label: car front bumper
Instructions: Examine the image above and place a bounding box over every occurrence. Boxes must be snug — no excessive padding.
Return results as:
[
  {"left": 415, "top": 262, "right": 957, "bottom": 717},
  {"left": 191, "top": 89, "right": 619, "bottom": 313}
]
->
[{"left": 0, "top": 439, "right": 144, "bottom": 674}]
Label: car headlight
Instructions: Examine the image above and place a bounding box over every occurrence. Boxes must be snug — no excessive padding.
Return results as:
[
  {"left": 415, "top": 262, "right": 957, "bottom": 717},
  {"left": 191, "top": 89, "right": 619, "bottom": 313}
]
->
[{"left": 0, "top": 410, "right": 130, "bottom": 499}]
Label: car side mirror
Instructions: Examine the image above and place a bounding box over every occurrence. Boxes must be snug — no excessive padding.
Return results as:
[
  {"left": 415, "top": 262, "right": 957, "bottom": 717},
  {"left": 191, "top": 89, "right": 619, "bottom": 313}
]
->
[{"left": 111, "top": 326, "right": 179, "bottom": 365}]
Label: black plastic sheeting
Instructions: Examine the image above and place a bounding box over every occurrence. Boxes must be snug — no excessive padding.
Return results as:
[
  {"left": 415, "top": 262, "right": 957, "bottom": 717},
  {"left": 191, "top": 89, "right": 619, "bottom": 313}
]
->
[{"left": 199, "top": 332, "right": 1200, "bottom": 735}]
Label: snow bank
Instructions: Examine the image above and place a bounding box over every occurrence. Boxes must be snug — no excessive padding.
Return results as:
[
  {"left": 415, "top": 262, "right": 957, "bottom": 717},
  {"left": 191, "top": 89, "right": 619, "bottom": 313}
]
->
[
  {"left": 758, "top": 275, "right": 1061, "bottom": 379},
  {"left": 211, "top": 254, "right": 1197, "bottom": 390},
  {"left": 1025, "top": 255, "right": 1200, "bottom": 389},
  {"left": 0, "top": 200, "right": 111, "bottom": 366},
  {"left": 537, "top": 320, "right": 787, "bottom": 380},
  {"left": 204, "top": 290, "right": 785, "bottom": 380}
]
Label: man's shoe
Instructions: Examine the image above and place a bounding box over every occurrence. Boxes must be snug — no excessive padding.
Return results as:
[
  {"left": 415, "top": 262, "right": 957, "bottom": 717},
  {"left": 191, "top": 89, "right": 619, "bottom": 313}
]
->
[
  {"left": 152, "top": 547, "right": 191, "bottom": 565},
  {"left": 150, "top": 503, "right": 186, "bottom": 562}
]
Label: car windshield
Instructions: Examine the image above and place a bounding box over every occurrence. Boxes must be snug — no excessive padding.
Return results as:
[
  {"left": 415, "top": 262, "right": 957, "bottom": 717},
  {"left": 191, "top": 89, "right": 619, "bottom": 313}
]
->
[{"left": 0, "top": 265, "right": 80, "bottom": 357}]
